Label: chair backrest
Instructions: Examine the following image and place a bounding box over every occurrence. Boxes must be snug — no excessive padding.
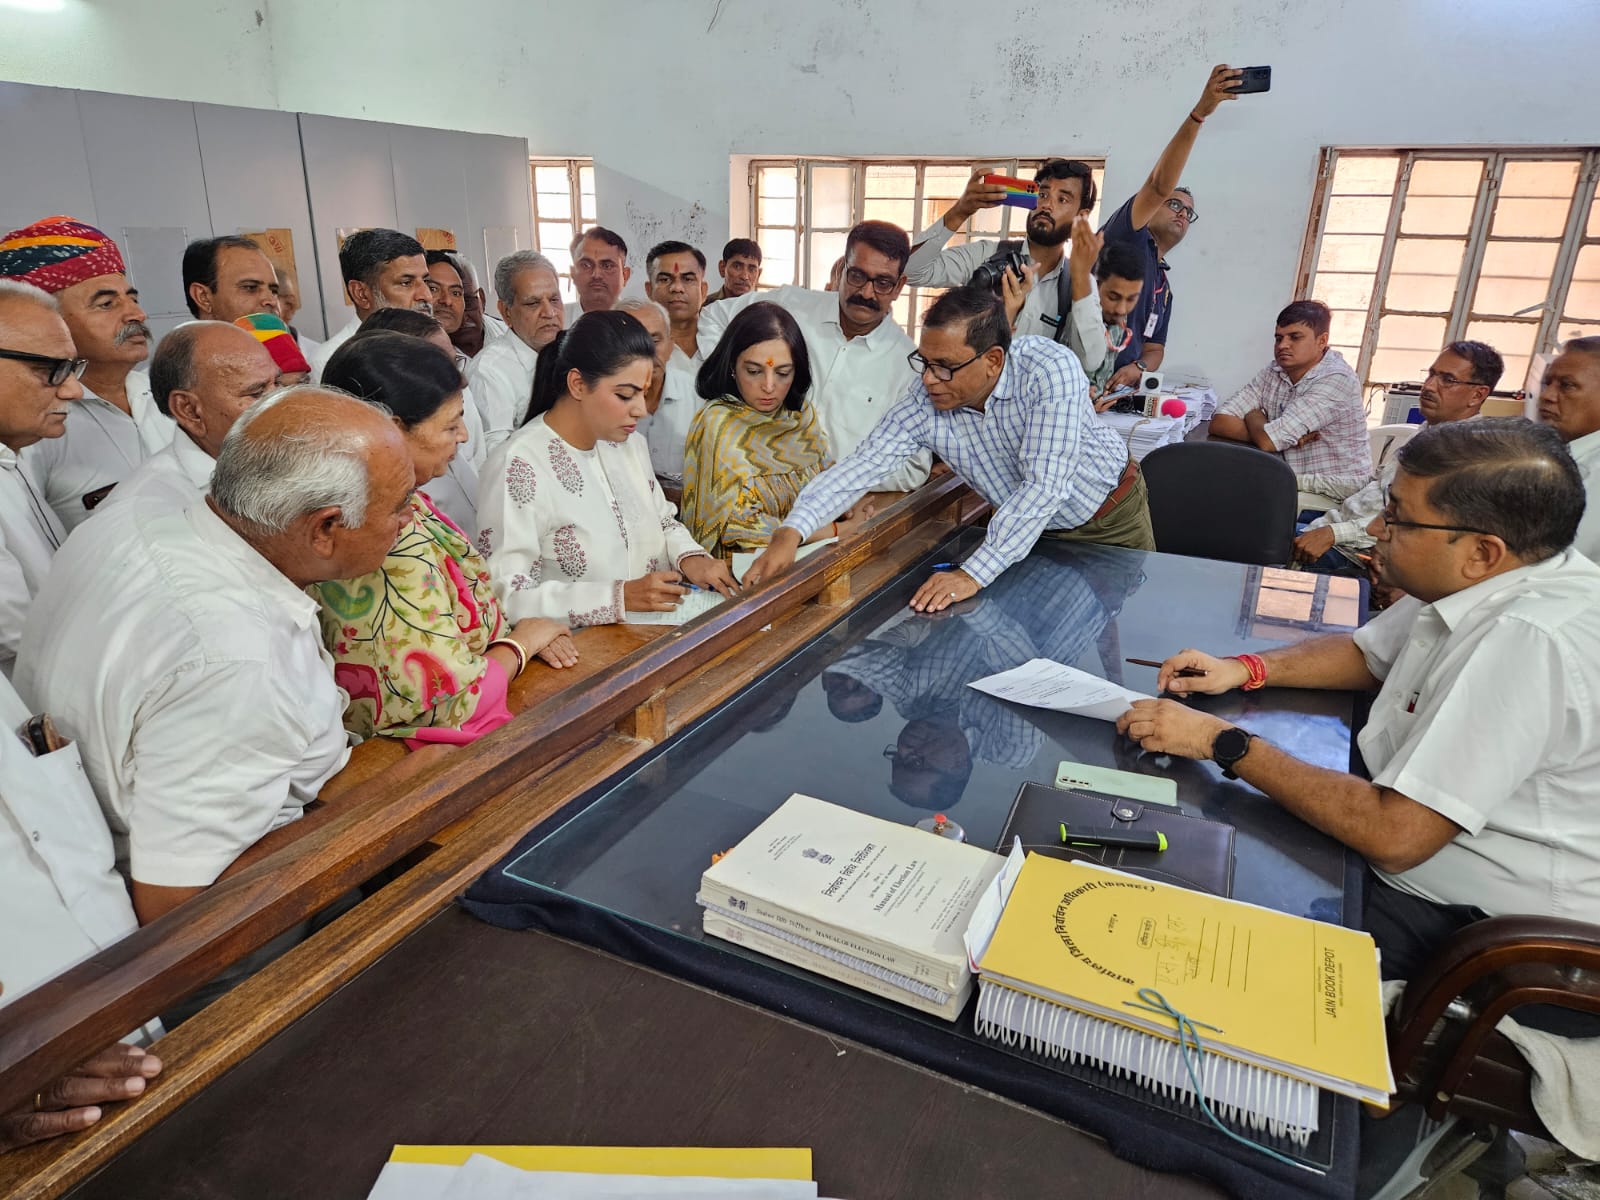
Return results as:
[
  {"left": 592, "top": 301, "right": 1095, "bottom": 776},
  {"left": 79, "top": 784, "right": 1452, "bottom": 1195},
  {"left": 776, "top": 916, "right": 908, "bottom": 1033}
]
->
[
  {"left": 1140, "top": 442, "right": 1298, "bottom": 565},
  {"left": 1369, "top": 422, "right": 1419, "bottom": 471}
]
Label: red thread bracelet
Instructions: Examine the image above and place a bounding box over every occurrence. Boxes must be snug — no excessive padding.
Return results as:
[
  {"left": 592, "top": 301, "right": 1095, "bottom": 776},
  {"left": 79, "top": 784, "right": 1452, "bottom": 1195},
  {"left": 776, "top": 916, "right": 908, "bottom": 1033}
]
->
[{"left": 1230, "top": 653, "right": 1267, "bottom": 691}]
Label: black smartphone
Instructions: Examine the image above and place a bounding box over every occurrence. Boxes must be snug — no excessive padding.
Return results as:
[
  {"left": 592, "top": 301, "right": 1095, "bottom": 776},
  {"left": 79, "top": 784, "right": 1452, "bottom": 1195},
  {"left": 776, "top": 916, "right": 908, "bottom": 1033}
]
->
[{"left": 1229, "top": 65, "right": 1271, "bottom": 94}]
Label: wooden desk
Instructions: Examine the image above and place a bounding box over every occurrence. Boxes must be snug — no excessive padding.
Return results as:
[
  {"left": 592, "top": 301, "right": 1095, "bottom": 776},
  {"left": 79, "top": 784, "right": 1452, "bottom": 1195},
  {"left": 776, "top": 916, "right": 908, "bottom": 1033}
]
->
[{"left": 63, "top": 911, "right": 1222, "bottom": 1200}]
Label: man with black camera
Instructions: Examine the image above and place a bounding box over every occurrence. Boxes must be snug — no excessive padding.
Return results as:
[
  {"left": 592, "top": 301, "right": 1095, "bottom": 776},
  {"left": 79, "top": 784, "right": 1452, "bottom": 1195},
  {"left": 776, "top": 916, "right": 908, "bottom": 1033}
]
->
[
  {"left": 905, "top": 161, "right": 1107, "bottom": 378},
  {"left": 1100, "top": 63, "right": 1246, "bottom": 393}
]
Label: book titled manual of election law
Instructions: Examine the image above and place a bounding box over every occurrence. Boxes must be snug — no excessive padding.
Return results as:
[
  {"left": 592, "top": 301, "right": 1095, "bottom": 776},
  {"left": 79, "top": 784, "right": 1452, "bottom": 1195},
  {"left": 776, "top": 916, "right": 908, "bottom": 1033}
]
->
[
  {"left": 697, "top": 794, "right": 1004, "bottom": 1007},
  {"left": 974, "top": 854, "right": 1393, "bottom": 1144}
]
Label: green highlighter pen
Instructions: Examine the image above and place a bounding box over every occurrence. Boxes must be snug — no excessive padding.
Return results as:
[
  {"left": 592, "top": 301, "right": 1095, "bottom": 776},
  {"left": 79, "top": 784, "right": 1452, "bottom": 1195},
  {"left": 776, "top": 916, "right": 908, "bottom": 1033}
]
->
[{"left": 1060, "top": 822, "right": 1168, "bottom": 852}]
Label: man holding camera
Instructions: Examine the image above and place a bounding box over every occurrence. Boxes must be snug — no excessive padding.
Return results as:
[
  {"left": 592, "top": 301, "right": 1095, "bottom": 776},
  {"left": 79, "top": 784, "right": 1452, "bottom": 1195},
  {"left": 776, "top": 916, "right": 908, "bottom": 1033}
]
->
[
  {"left": 1100, "top": 64, "right": 1247, "bottom": 394},
  {"left": 905, "top": 161, "right": 1108, "bottom": 379}
]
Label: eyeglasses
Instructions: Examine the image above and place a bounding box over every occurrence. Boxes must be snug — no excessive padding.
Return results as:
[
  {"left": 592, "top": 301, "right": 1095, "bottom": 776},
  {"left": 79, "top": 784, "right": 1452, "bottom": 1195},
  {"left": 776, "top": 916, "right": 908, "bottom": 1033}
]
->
[
  {"left": 1164, "top": 197, "right": 1199, "bottom": 223},
  {"left": 1421, "top": 368, "right": 1483, "bottom": 390},
  {"left": 907, "top": 349, "right": 985, "bottom": 382},
  {"left": 1375, "top": 506, "right": 1490, "bottom": 537},
  {"left": 843, "top": 265, "right": 900, "bottom": 295},
  {"left": 883, "top": 744, "right": 931, "bottom": 771},
  {"left": 0, "top": 348, "right": 89, "bottom": 387}
]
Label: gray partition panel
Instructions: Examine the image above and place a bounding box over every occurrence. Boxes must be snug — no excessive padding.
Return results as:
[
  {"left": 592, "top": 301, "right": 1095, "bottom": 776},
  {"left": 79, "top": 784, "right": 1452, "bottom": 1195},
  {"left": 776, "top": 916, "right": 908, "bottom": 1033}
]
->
[
  {"left": 461, "top": 133, "right": 534, "bottom": 288},
  {"left": 0, "top": 82, "right": 96, "bottom": 234},
  {"left": 389, "top": 122, "right": 471, "bottom": 267},
  {"left": 193, "top": 102, "right": 328, "bottom": 339},
  {"left": 296, "top": 114, "right": 400, "bottom": 337}
]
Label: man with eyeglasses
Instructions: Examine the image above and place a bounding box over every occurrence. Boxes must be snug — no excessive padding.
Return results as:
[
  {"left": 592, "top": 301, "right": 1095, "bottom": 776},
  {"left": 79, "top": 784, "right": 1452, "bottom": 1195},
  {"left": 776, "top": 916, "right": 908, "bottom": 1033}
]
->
[
  {"left": 0, "top": 217, "right": 174, "bottom": 533},
  {"left": 1535, "top": 335, "right": 1600, "bottom": 560},
  {"left": 566, "top": 227, "right": 632, "bottom": 322},
  {"left": 1210, "top": 300, "right": 1369, "bottom": 493},
  {"left": 1118, "top": 419, "right": 1600, "bottom": 1010},
  {"left": 745, "top": 286, "right": 1149, "bottom": 609},
  {"left": 1293, "top": 342, "right": 1501, "bottom": 572},
  {"left": 1099, "top": 65, "right": 1244, "bottom": 394},
  {"left": 699, "top": 220, "right": 931, "bottom": 491},
  {"left": 0, "top": 282, "right": 82, "bottom": 675}
]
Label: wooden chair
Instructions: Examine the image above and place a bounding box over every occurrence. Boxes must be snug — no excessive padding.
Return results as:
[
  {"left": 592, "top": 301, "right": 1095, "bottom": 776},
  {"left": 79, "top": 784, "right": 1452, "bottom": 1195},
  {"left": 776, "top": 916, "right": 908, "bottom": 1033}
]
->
[{"left": 1387, "top": 915, "right": 1600, "bottom": 1139}]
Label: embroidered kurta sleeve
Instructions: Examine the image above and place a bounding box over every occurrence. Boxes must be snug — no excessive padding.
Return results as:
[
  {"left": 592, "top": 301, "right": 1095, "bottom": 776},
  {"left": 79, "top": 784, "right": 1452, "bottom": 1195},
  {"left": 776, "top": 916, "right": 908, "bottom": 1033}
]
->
[{"left": 479, "top": 447, "right": 625, "bottom": 625}]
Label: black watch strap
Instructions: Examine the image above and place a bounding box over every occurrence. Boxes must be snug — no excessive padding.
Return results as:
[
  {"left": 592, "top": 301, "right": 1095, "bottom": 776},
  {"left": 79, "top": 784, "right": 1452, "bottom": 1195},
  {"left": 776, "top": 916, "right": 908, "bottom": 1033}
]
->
[{"left": 1211, "top": 727, "right": 1257, "bottom": 780}]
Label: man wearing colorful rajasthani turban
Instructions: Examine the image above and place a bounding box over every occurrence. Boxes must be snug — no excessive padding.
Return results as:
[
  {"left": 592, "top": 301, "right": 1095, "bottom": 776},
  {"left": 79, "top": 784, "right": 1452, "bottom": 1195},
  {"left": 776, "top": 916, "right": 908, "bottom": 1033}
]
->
[{"left": 0, "top": 217, "right": 174, "bottom": 532}]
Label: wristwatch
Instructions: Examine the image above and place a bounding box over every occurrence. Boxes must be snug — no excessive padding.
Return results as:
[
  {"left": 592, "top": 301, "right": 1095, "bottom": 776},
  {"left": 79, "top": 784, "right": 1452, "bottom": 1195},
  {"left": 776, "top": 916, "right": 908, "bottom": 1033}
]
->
[
  {"left": 1134, "top": 358, "right": 1149, "bottom": 371},
  {"left": 1211, "top": 727, "right": 1257, "bottom": 780}
]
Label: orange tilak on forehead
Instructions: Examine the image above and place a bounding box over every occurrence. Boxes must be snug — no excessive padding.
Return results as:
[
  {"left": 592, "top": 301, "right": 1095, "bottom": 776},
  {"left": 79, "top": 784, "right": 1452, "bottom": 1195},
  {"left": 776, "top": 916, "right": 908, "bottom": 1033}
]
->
[{"left": 765, "top": 357, "right": 775, "bottom": 367}]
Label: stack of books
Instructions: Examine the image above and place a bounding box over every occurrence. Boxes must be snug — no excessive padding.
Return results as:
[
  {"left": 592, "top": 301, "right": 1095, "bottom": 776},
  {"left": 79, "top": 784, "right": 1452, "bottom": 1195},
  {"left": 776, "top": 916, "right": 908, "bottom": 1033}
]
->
[
  {"left": 697, "top": 794, "right": 1005, "bottom": 1020},
  {"left": 971, "top": 853, "right": 1394, "bottom": 1146}
]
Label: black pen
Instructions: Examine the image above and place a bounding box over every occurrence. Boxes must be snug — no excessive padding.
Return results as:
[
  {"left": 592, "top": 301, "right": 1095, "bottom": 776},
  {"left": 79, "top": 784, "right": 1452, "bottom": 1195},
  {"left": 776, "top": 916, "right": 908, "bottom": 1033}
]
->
[
  {"left": 1059, "top": 823, "right": 1168, "bottom": 852},
  {"left": 1125, "top": 657, "right": 1207, "bottom": 678}
]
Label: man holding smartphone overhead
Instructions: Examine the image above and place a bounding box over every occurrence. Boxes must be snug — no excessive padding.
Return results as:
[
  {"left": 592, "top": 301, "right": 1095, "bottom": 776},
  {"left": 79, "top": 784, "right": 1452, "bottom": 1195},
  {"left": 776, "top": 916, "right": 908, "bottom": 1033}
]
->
[{"left": 1100, "top": 64, "right": 1261, "bottom": 393}]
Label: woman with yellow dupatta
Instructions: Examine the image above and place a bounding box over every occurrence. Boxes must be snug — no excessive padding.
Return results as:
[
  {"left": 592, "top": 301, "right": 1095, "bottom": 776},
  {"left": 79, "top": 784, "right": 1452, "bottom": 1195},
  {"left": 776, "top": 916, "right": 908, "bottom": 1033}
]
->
[{"left": 680, "top": 302, "right": 842, "bottom": 556}]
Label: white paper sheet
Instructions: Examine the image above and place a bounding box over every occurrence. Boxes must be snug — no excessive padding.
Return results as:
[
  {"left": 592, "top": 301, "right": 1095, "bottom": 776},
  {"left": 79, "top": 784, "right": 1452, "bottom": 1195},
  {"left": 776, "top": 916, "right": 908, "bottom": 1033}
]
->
[
  {"left": 624, "top": 588, "right": 728, "bottom": 625},
  {"left": 967, "top": 658, "right": 1152, "bottom": 721},
  {"left": 963, "top": 838, "right": 1028, "bottom": 970},
  {"left": 371, "top": 1157, "right": 821, "bottom": 1200},
  {"left": 729, "top": 537, "right": 836, "bottom": 583}
]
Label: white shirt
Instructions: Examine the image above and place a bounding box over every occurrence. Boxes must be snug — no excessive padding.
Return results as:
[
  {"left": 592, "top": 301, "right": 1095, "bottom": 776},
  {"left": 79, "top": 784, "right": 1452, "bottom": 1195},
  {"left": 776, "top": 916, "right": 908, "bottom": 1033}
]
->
[
  {"left": 308, "top": 316, "right": 361, "bottom": 382},
  {"left": 0, "top": 444, "right": 65, "bottom": 677},
  {"left": 904, "top": 220, "right": 1109, "bottom": 377},
  {"left": 636, "top": 365, "right": 703, "bottom": 480},
  {"left": 1567, "top": 428, "right": 1600, "bottom": 560},
  {"left": 23, "top": 370, "right": 174, "bottom": 532},
  {"left": 480, "top": 312, "right": 510, "bottom": 347},
  {"left": 294, "top": 330, "right": 322, "bottom": 360},
  {"left": 97, "top": 429, "right": 214, "bottom": 518},
  {"left": 15, "top": 500, "right": 352, "bottom": 889},
  {"left": 466, "top": 329, "right": 540, "bottom": 456},
  {"left": 0, "top": 670, "right": 141, "bottom": 1008},
  {"left": 475, "top": 414, "right": 709, "bottom": 627},
  {"left": 669, "top": 343, "right": 703, "bottom": 373},
  {"left": 699, "top": 286, "right": 931, "bottom": 491},
  {"left": 1353, "top": 549, "right": 1600, "bottom": 918}
]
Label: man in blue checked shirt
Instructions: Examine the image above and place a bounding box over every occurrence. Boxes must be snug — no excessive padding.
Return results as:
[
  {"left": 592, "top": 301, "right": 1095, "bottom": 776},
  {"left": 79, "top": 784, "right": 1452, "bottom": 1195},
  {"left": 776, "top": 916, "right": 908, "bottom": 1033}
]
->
[{"left": 744, "top": 286, "right": 1152, "bottom": 613}]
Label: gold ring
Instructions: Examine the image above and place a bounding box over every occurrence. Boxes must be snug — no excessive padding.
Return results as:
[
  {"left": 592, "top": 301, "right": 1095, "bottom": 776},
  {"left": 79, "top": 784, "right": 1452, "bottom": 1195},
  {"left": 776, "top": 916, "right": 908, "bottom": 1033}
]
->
[
  {"left": 948, "top": 591, "right": 957, "bottom": 599},
  {"left": 33, "top": 1090, "right": 45, "bottom": 1112}
]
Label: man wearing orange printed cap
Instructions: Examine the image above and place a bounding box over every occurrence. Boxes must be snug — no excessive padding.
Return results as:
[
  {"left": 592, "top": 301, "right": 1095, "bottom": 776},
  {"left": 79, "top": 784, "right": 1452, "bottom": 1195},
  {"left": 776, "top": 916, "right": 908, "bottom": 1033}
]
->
[
  {"left": 234, "top": 312, "right": 311, "bottom": 385},
  {"left": 0, "top": 217, "right": 173, "bottom": 531}
]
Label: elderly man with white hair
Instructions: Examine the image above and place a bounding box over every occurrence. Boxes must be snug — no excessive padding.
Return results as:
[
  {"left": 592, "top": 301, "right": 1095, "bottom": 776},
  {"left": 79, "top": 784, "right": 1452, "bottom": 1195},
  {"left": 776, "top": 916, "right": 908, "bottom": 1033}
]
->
[
  {"left": 0, "top": 281, "right": 81, "bottom": 675},
  {"left": 466, "top": 250, "right": 566, "bottom": 454},
  {"left": 16, "top": 387, "right": 414, "bottom": 929}
]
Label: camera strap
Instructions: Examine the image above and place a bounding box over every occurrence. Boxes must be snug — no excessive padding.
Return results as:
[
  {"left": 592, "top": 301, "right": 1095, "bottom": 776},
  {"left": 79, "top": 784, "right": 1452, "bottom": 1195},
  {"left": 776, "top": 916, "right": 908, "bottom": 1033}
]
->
[{"left": 1034, "top": 249, "right": 1074, "bottom": 346}]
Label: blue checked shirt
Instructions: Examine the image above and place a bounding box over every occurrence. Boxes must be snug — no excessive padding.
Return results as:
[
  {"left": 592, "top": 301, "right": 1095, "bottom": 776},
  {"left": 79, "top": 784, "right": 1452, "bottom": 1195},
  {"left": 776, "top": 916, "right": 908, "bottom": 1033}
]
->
[{"left": 783, "top": 336, "right": 1130, "bottom": 587}]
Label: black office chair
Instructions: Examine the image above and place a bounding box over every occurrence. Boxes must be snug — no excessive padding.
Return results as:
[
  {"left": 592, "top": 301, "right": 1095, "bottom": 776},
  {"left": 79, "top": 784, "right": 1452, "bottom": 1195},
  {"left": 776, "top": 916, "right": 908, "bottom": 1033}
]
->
[{"left": 1139, "top": 442, "right": 1297, "bottom": 565}]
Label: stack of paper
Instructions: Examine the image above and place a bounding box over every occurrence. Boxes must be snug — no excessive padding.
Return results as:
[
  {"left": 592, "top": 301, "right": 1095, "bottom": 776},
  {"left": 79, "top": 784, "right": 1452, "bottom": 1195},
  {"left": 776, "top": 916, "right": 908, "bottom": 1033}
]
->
[
  {"left": 697, "top": 794, "right": 1005, "bottom": 1020},
  {"left": 1097, "top": 411, "right": 1185, "bottom": 461},
  {"left": 367, "top": 1146, "right": 819, "bottom": 1199}
]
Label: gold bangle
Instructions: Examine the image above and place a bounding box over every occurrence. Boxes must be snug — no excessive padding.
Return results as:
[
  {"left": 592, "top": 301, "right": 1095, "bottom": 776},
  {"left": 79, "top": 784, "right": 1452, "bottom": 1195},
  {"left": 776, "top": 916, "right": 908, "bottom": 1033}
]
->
[{"left": 487, "top": 637, "right": 528, "bottom": 677}]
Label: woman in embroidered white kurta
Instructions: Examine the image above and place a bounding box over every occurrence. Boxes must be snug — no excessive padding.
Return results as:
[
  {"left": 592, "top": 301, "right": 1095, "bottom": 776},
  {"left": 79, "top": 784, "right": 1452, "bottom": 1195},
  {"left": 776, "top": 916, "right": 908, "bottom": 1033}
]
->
[{"left": 477, "top": 413, "right": 710, "bottom": 626}]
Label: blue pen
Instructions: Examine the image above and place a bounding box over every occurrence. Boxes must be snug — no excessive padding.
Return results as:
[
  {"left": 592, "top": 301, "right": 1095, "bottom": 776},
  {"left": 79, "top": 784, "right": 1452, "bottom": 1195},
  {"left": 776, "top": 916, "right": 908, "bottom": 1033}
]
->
[{"left": 930, "top": 562, "right": 956, "bottom": 571}]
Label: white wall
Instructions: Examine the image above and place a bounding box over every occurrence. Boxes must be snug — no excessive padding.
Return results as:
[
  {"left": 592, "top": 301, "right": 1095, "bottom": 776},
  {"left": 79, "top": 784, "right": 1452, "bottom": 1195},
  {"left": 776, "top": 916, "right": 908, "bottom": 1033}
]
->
[{"left": 5, "top": 0, "right": 1600, "bottom": 392}]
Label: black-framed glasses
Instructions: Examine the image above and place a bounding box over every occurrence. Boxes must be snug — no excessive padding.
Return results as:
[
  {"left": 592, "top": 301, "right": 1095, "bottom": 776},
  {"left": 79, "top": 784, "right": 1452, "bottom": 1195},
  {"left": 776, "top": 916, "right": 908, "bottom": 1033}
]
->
[
  {"left": 883, "top": 744, "right": 931, "bottom": 771},
  {"left": 1164, "top": 197, "right": 1199, "bottom": 223},
  {"left": 843, "top": 265, "right": 900, "bottom": 295},
  {"left": 1421, "top": 368, "right": 1482, "bottom": 390},
  {"left": 908, "top": 349, "right": 984, "bottom": 382},
  {"left": 1375, "top": 506, "right": 1490, "bottom": 537},
  {"left": 0, "top": 348, "right": 88, "bottom": 387}
]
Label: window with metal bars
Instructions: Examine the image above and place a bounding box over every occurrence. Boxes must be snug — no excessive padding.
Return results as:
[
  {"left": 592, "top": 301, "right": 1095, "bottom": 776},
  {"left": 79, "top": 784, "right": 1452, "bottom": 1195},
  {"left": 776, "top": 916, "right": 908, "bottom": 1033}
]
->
[
  {"left": 529, "top": 158, "right": 598, "bottom": 304},
  {"left": 750, "top": 158, "right": 1106, "bottom": 340},
  {"left": 1297, "top": 148, "right": 1600, "bottom": 397}
]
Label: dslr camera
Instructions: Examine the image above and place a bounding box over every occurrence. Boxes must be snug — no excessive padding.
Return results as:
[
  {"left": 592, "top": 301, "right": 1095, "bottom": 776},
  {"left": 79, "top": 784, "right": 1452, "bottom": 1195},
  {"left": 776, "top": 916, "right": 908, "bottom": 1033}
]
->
[{"left": 969, "top": 240, "right": 1025, "bottom": 294}]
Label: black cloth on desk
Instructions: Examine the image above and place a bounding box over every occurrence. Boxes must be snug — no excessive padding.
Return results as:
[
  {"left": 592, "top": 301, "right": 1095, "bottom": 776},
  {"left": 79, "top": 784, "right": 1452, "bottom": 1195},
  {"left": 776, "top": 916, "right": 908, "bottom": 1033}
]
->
[{"left": 463, "top": 867, "right": 1361, "bottom": 1200}]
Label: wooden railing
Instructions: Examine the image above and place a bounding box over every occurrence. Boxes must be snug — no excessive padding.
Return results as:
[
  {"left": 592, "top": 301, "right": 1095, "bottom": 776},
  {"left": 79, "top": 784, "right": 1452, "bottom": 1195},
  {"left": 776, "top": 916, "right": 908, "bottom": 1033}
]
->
[{"left": 0, "top": 476, "right": 985, "bottom": 1196}]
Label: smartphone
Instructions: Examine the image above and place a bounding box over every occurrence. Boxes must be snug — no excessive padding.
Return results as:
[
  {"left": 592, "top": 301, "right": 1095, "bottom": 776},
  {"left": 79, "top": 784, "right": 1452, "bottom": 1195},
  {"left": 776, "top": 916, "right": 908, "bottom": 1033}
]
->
[{"left": 1229, "top": 65, "right": 1271, "bottom": 94}]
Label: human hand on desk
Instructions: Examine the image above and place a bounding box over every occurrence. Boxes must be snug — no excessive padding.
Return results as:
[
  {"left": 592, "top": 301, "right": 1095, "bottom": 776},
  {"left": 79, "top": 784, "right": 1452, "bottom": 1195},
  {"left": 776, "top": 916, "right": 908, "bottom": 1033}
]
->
[
  {"left": 679, "top": 553, "right": 740, "bottom": 598},
  {"left": 624, "top": 571, "right": 691, "bottom": 612},
  {"left": 1292, "top": 526, "right": 1338, "bottom": 565},
  {"left": 1105, "top": 363, "right": 1143, "bottom": 394},
  {"left": 741, "top": 527, "right": 801, "bottom": 587},
  {"left": 1116, "top": 697, "right": 1230, "bottom": 760},
  {"left": 509, "top": 618, "right": 578, "bottom": 669},
  {"left": 910, "top": 568, "right": 979, "bottom": 613},
  {"left": 0, "top": 1041, "right": 163, "bottom": 1152},
  {"left": 1155, "top": 649, "right": 1250, "bottom": 695}
]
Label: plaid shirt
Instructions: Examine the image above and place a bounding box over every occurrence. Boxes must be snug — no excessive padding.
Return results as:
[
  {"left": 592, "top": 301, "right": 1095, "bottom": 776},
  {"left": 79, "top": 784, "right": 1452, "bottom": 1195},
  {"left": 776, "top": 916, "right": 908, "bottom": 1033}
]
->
[
  {"left": 784, "top": 336, "right": 1128, "bottom": 586},
  {"left": 1217, "top": 349, "right": 1369, "bottom": 485}
]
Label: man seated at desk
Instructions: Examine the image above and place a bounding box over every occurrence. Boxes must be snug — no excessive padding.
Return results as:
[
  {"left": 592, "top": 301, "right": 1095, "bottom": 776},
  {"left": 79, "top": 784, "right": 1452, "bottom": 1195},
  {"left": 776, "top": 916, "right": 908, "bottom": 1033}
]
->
[
  {"left": 1209, "top": 300, "right": 1370, "bottom": 501},
  {"left": 1115, "top": 418, "right": 1600, "bottom": 994},
  {"left": 745, "top": 286, "right": 1152, "bottom": 611}
]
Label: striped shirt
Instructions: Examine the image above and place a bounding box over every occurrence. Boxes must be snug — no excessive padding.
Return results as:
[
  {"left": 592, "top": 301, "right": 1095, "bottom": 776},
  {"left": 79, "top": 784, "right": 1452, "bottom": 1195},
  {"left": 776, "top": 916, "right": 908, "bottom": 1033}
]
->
[
  {"left": 1216, "top": 350, "right": 1369, "bottom": 484},
  {"left": 783, "top": 335, "right": 1128, "bottom": 586}
]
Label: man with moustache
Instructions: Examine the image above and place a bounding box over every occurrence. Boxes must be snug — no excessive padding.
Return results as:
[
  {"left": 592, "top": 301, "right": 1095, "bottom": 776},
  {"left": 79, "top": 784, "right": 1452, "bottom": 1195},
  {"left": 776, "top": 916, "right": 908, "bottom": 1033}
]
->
[
  {"left": 706, "top": 238, "right": 762, "bottom": 304},
  {"left": 307, "top": 228, "right": 433, "bottom": 380},
  {"left": 644, "top": 240, "right": 709, "bottom": 367},
  {"left": 1535, "top": 335, "right": 1600, "bottom": 559},
  {"left": 0, "top": 282, "right": 81, "bottom": 674},
  {"left": 566, "top": 227, "right": 632, "bottom": 323},
  {"left": 468, "top": 250, "right": 567, "bottom": 454},
  {"left": 1292, "top": 342, "right": 1500, "bottom": 571},
  {"left": 0, "top": 217, "right": 173, "bottom": 531},
  {"left": 444, "top": 253, "right": 506, "bottom": 358},
  {"left": 699, "top": 220, "right": 931, "bottom": 491},
  {"left": 424, "top": 250, "right": 467, "bottom": 344}
]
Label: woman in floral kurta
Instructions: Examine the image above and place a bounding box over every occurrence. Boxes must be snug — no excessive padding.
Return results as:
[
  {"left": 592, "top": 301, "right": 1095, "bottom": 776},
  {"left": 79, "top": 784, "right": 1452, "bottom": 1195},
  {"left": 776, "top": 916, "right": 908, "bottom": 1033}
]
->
[
  {"left": 315, "top": 330, "right": 576, "bottom": 744},
  {"left": 476, "top": 311, "right": 739, "bottom": 626}
]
